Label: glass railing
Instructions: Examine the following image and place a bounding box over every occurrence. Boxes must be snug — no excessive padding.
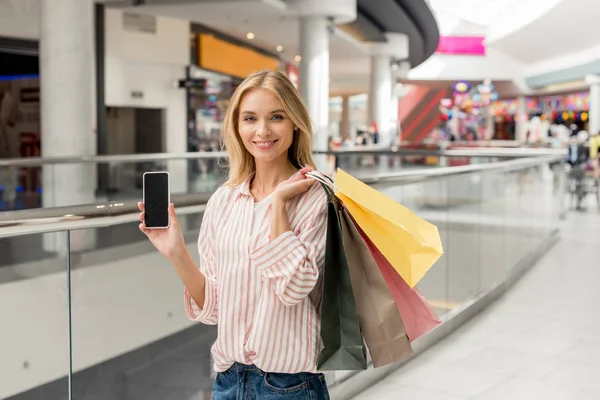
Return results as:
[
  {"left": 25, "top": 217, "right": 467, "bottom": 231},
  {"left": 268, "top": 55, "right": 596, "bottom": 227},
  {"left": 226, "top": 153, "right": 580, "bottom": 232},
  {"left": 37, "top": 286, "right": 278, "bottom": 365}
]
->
[
  {"left": 0, "top": 148, "right": 559, "bottom": 212},
  {"left": 0, "top": 151, "right": 566, "bottom": 399}
]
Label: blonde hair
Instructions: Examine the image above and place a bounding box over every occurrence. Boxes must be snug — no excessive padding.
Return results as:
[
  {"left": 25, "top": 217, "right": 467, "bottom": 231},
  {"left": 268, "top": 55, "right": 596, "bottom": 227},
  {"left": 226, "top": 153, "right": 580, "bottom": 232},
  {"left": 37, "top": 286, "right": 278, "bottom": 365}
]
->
[{"left": 221, "top": 70, "right": 315, "bottom": 186}]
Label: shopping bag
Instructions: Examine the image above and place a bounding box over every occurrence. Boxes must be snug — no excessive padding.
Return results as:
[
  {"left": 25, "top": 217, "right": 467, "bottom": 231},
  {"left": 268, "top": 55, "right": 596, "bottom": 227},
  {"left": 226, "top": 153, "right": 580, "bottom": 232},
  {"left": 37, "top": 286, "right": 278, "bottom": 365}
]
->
[
  {"left": 350, "top": 207, "right": 441, "bottom": 341},
  {"left": 340, "top": 207, "right": 414, "bottom": 367},
  {"left": 316, "top": 182, "right": 367, "bottom": 371},
  {"left": 335, "top": 168, "right": 443, "bottom": 288}
]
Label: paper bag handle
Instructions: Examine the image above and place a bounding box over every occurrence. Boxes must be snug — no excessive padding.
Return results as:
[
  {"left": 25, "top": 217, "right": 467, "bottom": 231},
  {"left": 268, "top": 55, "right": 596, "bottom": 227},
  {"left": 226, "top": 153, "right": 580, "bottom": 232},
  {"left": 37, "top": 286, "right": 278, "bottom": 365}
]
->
[{"left": 306, "top": 171, "right": 335, "bottom": 201}]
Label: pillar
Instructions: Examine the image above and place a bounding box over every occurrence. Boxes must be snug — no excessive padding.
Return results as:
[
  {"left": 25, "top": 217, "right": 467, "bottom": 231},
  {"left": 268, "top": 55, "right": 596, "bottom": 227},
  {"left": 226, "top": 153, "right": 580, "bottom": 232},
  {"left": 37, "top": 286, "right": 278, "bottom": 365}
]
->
[
  {"left": 40, "top": 0, "right": 96, "bottom": 251},
  {"left": 516, "top": 95, "right": 527, "bottom": 142},
  {"left": 288, "top": 0, "right": 356, "bottom": 153},
  {"left": 369, "top": 55, "right": 392, "bottom": 146},
  {"left": 586, "top": 75, "right": 600, "bottom": 135},
  {"left": 340, "top": 95, "right": 350, "bottom": 141},
  {"left": 368, "top": 33, "right": 409, "bottom": 147},
  {"left": 299, "top": 16, "right": 330, "bottom": 152},
  {"left": 391, "top": 61, "right": 410, "bottom": 147}
]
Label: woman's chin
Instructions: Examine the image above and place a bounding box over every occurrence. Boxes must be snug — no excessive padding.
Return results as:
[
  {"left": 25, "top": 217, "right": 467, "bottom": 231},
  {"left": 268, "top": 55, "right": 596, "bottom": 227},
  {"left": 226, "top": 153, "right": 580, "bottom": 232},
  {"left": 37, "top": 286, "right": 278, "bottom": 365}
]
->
[{"left": 251, "top": 150, "right": 288, "bottom": 165}]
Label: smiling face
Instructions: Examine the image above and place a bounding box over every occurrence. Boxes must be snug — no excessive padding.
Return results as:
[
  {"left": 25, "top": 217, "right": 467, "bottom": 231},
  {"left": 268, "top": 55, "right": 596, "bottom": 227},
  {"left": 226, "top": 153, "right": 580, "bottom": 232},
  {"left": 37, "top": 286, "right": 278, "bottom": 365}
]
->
[{"left": 237, "top": 87, "right": 295, "bottom": 167}]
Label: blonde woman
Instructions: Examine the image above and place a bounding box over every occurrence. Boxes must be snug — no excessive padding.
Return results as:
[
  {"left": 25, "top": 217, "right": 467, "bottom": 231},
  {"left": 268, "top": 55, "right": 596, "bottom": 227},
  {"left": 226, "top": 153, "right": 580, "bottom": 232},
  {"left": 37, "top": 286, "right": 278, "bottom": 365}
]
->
[{"left": 138, "top": 70, "right": 330, "bottom": 399}]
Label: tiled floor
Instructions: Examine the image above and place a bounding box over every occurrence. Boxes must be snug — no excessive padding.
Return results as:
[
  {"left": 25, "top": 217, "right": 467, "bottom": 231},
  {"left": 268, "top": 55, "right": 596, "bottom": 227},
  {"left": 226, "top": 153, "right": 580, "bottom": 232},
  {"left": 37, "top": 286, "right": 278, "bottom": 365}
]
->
[{"left": 355, "top": 210, "right": 600, "bottom": 400}]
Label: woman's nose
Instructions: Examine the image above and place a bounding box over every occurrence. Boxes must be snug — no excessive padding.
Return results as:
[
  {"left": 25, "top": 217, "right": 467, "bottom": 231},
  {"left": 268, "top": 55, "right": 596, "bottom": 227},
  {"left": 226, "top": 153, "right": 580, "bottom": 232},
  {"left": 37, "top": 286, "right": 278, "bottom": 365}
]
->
[{"left": 256, "top": 121, "right": 270, "bottom": 136}]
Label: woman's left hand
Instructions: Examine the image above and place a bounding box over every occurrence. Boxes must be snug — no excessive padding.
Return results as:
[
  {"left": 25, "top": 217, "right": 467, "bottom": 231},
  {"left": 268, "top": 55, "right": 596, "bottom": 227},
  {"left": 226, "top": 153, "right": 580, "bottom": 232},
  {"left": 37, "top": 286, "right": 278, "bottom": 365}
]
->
[{"left": 273, "top": 166, "right": 316, "bottom": 203}]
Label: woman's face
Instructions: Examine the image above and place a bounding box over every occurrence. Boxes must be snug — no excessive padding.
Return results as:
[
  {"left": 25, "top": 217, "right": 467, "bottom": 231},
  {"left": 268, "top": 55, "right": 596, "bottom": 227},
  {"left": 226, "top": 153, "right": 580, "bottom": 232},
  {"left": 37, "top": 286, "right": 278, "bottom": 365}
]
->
[{"left": 237, "top": 88, "right": 295, "bottom": 166}]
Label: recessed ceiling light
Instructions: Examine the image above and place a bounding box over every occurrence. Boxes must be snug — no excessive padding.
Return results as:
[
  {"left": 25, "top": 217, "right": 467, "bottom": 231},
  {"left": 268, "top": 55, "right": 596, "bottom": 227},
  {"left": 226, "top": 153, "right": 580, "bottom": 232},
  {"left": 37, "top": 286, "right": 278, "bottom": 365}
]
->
[
  {"left": 246, "top": 32, "right": 255, "bottom": 40},
  {"left": 295, "top": 55, "right": 301, "bottom": 62},
  {"left": 276, "top": 45, "right": 283, "bottom": 52}
]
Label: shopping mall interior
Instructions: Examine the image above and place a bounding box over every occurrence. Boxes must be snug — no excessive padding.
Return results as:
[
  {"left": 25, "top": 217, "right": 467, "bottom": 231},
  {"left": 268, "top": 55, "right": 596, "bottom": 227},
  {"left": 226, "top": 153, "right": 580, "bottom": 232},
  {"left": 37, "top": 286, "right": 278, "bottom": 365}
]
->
[{"left": 1, "top": 0, "right": 599, "bottom": 399}]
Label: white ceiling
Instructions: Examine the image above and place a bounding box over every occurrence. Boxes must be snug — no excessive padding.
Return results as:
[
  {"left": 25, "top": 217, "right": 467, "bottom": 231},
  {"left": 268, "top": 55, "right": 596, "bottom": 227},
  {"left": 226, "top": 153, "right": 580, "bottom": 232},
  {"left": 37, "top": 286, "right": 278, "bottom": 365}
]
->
[
  {"left": 0, "top": 0, "right": 373, "bottom": 94},
  {"left": 428, "top": 0, "right": 522, "bottom": 27},
  {"left": 486, "top": 0, "right": 600, "bottom": 64},
  {"left": 115, "top": 0, "right": 373, "bottom": 94}
]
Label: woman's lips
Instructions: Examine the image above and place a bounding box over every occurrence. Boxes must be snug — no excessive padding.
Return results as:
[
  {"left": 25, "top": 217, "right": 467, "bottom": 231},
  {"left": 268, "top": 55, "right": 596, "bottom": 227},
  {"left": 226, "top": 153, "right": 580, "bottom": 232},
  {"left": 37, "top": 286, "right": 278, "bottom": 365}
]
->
[{"left": 253, "top": 139, "right": 278, "bottom": 150}]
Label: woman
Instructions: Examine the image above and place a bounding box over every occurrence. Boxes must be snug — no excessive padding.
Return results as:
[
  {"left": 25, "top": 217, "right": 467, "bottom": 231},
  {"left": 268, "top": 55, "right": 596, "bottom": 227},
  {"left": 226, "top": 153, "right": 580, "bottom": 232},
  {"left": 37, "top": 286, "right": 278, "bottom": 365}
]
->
[{"left": 138, "top": 70, "right": 329, "bottom": 399}]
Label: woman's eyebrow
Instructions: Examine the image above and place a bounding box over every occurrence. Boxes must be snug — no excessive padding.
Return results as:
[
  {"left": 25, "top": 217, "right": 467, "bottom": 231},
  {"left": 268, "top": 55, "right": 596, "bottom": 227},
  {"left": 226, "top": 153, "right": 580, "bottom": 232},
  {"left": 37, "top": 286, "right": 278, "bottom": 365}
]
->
[
  {"left": 270, "top": 109, "right": 286, "bottom": 114},
  {"left": 240, "top": 110, "right": 256, "bottom": 115}
]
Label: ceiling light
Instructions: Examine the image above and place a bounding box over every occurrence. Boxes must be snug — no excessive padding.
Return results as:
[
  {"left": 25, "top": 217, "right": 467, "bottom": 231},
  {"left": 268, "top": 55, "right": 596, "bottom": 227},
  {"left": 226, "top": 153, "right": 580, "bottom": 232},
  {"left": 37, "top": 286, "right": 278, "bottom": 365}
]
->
[
  {"left": 276, "top": 45, "right": 283, "bottom": 52},
  {"left": 246, "top": 32, "right": 255, "bottom": 40},
  {"left": 295, "top": 55, "right": 301, "bottom": 62}
]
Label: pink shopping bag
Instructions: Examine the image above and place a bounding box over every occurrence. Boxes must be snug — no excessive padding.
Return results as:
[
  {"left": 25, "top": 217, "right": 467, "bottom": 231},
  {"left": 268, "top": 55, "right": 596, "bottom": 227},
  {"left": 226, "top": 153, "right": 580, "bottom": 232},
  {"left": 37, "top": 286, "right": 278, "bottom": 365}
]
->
[{"left": 350, "top": 212, "right": 441, "bottom": 341}]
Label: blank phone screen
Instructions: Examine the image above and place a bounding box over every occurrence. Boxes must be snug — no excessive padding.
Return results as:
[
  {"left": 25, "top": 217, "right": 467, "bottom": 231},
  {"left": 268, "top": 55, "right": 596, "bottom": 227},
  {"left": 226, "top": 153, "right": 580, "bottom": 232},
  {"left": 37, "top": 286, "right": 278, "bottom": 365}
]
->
[{"left": 144, "top": 172, "right": 169, "bottom": 228}]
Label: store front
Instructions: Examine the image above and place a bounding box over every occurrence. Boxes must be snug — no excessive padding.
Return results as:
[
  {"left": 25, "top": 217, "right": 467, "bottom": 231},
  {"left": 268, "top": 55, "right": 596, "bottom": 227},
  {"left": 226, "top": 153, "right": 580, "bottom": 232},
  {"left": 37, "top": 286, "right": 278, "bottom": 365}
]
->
[
  {"left": 439, "top": 80, "right": 499, "bottom": 141},
  {"left": 491, "top": 92, "right": 590, "bottom": 143},
  {"left": 0, "top": 37, "right": 41, "bottom": 209}
]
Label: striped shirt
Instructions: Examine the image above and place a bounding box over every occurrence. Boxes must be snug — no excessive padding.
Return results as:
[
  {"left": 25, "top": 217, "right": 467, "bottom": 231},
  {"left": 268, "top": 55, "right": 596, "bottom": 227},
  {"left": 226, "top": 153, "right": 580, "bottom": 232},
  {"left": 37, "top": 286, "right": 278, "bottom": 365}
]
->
[{"left": 184, "top": 174, "right": 328, "bottom": 373}]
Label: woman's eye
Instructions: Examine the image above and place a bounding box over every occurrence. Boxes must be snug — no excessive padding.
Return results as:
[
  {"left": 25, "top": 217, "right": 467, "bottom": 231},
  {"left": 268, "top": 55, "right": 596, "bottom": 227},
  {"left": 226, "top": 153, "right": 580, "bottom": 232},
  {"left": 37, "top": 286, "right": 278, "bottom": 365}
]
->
[
  {"left": 271, "top": 114, "right": 284, "bottom": 120},
  {"left": 243, "top": 116, "right": 256, "bottom": 121}
]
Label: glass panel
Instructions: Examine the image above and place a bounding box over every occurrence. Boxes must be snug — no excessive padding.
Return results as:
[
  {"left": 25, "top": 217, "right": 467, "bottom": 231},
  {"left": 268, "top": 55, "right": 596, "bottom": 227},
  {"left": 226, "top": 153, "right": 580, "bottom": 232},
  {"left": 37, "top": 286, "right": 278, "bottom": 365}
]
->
[
  {"left": 1, "top": 232, "right": 69, "bottom": 399},
  {"left": 412, "top": 179, "right": 449, "bottom": 318},
  {"left": 70, "top": 211, "right": 215, "bottom": 399},
  {"left": 503, "top": 167, "right": 523, "bottom": 271},
  {"left": 0, "top": 165, "right": 43, "bottom": 211},
  {"left": 446, "top": 173, "right": 482, "bottom": 308},
  {"left": 98, "top": 158, "right": 226, "bottom": 202},
  {"left": 479, "top": 169, "right": 507, "bottom": 290},
  {"left": 372, "top": 178, "right": 450, "bottom": 318}
]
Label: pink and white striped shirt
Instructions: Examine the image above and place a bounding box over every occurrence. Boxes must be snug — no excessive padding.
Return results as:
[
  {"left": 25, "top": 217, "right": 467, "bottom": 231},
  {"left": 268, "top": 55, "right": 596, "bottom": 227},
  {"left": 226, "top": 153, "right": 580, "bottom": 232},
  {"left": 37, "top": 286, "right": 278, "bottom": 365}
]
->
[{"left": 184, "top": 175, "right": 328, "bottom": 373}]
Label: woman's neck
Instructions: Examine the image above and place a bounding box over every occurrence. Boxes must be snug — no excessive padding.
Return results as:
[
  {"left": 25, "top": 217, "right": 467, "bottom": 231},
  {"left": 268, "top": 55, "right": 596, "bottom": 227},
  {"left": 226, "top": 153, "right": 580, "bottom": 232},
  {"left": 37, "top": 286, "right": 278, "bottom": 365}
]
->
[{"left": 251, "top": 159, "right": 297, "bottom": 197}]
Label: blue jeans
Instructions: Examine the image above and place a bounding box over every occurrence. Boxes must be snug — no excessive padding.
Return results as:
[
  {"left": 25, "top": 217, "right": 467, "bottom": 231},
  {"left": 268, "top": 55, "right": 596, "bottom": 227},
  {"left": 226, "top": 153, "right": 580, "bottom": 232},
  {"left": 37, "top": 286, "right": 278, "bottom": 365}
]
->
[{"left": 212, "top": 363, "right": 330, "bottom": 399}]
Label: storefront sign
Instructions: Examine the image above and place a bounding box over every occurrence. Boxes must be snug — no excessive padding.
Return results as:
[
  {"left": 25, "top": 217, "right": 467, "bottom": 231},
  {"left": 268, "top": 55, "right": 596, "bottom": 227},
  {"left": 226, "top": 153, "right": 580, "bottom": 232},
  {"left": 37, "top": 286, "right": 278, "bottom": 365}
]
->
[
  {"left": 436, "top": 36, "right": 486, "bottom": 56},
  {"left": 453, "top": 81, "right": 471, "bottom": 94},
  {"left": 20, "top": 88, "right": 39, "bottom": 103},
  {"left": 123, "top": 12, "right": 156, "bottom": 34},
  {"left": 198, "top": 34, "right": 279, "bottom": 79}
]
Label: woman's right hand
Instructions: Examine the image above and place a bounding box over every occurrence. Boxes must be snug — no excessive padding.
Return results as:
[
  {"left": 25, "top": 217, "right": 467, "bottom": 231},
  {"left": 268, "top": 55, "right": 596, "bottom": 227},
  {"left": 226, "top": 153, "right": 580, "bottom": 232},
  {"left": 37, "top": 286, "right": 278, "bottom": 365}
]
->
[{"left": 138, "top": 202, "right": 186, "bottom": 260}]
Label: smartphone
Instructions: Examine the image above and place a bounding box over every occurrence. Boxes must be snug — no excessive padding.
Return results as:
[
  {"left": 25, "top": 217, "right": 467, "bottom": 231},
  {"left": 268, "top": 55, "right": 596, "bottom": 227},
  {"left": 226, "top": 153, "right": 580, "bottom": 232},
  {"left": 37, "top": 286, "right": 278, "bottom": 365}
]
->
[{"left": 143, "top": 171, "right": 170, "bottom": 229}]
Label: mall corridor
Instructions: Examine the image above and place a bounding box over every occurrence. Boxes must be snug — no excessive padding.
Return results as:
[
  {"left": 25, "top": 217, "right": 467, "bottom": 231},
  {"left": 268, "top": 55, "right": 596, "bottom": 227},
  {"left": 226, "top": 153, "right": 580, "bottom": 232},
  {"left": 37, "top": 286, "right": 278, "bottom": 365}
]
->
[
  {"left": 354, "top": 210, "right": 600, "bottom": 400},
  {"left": 4, "top": 0, "right": 600, "bottom": 398}
]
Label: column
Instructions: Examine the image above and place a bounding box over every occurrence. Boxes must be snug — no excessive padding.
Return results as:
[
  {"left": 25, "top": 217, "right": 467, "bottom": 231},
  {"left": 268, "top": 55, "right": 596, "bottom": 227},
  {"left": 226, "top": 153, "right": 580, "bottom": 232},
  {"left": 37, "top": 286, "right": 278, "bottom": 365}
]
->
[
  {"left": 515, "top": 95, "right": 527, "bottom": 143},
  {"left": 393, "top": 61, "right": 410, "bottom": 146},
  {"left": 40, "top": 0, "right": 96, "bottom": 251},
  {"left": 299, "top": 16, "right": 330, "bottom": 152},
  {"left": 369, "top": 55, "right": 392, "bottom": 146},
  {"left": 340, "top": 95, "right": 350, "bottom": 141},
  {"left": 368, "top": 33, "right": 409, "bottom": 147},
  {"left": 288, "top": 0, "right": 356, "bottom": 154},
  {"left": 390, "top": 87, "right": 399, "bottom": 146},
  {"left": 586, "top": 75, "right": 600, "bottom": 135}
]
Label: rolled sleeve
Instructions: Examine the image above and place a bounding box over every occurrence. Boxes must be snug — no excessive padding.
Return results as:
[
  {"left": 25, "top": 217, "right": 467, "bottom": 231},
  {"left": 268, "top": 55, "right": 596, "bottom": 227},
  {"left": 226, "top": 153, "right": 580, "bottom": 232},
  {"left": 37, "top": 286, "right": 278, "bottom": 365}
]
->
[
  {"left": 251, "top": 231, "right": 307, "bottom": 277},
  {"left": 250, "top": 192, "right": 328, "bottom": 306},
  {"left": 184, "top": 281, "right": 218, "bottom": 325}
]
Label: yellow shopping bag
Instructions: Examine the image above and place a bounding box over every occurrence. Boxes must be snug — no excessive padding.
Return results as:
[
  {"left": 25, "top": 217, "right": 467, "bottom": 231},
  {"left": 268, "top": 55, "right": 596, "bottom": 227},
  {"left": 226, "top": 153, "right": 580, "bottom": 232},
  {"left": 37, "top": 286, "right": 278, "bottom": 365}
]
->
[{"left": 334, "top": 168, "right": 443, "bottom": 288}]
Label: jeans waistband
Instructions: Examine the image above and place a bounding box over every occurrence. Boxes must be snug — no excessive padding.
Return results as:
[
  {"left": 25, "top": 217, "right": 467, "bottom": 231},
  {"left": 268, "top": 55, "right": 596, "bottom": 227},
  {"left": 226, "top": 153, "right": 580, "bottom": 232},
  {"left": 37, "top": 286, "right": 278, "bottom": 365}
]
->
[{"left": 230, "top": 362, "right": 264, "bottom": 373}]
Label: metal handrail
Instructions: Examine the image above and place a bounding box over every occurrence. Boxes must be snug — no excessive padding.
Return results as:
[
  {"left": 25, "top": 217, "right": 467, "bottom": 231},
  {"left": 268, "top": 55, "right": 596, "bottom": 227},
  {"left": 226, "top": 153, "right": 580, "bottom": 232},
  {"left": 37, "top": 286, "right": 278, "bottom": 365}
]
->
[
  {"left": 0, "top": 155, "right": 564, "bottom": 238},
  {"left": 0, "top": 148, "right": 566, "bottom": 167}
]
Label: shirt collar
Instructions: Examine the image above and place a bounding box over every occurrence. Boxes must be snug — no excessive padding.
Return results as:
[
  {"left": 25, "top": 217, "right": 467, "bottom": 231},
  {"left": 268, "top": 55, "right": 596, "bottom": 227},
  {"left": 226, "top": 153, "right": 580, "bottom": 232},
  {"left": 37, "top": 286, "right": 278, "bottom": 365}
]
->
[{"left": 238, "top": 173, "right": 254, "bottom": 198}]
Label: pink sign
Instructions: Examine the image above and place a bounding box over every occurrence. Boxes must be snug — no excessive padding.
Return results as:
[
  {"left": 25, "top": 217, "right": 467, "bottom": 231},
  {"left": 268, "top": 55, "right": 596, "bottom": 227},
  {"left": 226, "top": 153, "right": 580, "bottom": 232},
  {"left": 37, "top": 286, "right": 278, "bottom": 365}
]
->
[{"left": 436, "top": 36, "right": 486, "bottom": 56}]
